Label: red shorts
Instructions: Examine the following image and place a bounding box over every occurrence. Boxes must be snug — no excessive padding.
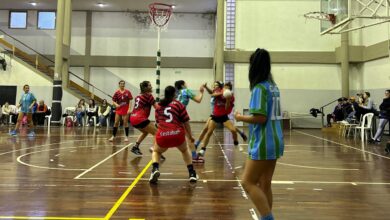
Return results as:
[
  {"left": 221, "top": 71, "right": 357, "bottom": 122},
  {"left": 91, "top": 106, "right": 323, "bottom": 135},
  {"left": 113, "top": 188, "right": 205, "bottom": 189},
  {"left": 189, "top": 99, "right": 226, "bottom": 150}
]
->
[
  {"left": 116, "top": 104, "right": 129, "bottom": 116},
  {"left": 130, "top": 116, "right": 147, "bottom": 127},
  {"left": 156, "top": 128, "right": 185, "bottom": 148}
]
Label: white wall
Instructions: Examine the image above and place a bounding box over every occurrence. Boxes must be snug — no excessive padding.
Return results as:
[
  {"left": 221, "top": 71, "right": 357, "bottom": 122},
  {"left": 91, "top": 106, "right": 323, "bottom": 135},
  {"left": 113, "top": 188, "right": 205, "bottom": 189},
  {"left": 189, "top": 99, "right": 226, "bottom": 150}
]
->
[
  {"left": 235, "top": 0, "right": 340, "bottom": 51},
  {"left": 0, "top": 54, "right": 78, "bottom": 111},
  {"left": 0, "top": 10, "right": 86, "bottom": 55},
  {"left": 91, "top": 12, "right": 215, "bottom": 57}
]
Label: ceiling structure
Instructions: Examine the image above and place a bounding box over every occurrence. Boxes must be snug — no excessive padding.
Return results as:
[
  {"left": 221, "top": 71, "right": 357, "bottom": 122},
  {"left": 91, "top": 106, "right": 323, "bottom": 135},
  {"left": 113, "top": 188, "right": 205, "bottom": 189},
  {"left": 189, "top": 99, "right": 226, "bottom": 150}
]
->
[{"left": 0, "top": 0, "right": 217, "bottom": 13}]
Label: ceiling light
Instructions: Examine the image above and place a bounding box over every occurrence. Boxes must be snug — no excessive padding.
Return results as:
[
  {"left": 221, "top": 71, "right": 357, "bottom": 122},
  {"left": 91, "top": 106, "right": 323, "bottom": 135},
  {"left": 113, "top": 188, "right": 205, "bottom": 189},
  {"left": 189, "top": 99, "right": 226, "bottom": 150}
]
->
[
  {"left": 30, "top": 2, "right": 37, "bottom": 6},
  {"left": 171, "top": 5, "right": 176, "bottom": 9},
  {"left": 97, "top": 3, "right": 105, "bottom": 7}
]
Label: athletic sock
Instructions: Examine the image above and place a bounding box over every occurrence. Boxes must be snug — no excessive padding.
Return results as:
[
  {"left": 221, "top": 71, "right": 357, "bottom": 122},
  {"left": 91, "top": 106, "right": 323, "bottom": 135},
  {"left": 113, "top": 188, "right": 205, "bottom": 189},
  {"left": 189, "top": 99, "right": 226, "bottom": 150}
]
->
[
  {"left": 194, "top": 140, "right": 201, "bottom": 148},
  {"left": 152, "top": 162, "right": 159, "bottom": 171},
  {"left": 191, "top": 151, "right": 197, "bottom": 158},
  {"left": 113, "top": 127, "right": 118, "bottom": 137},
  {"left": 201, "top": 147, "right": 206, "bottom": 152},
  {"left": 187, "top": 164, "right": 194, "bottom": 173},
  {"left": 261, "top": 213, "right": 274, "bottom": 220},
  {"left": 234, "top": 140, "right": 239, "bottom": 146},
  {"left": 125, "top": 127, "right": 129, "bottom": 137}
]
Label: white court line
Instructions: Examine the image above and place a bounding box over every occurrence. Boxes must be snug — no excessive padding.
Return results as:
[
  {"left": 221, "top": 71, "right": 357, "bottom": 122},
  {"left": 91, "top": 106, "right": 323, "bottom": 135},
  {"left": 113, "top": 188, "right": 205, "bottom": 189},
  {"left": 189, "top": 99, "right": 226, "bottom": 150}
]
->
[
  {"left": 74, "top": 143, "right": 132, "bottom": 179},
  {"left": 295, "top": 130, "right": 390, "bottom": 160},
  {"left": 74, "top": 177, "right": 390, "bottom": 185},
  {"left": 16, "top": 145, "right": 99, "bottom": 171},
  {"left": 277, "top": 162, "right": 359, "bottom": 171},
  {"left": 0, "top": 140, "right": 77, "bottom": 156}
]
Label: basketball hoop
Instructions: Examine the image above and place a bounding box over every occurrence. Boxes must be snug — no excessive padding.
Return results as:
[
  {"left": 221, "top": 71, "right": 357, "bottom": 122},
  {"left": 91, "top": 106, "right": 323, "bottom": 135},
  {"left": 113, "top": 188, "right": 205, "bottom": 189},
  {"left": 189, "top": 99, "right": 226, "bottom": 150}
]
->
[
  {"left": 149, "top": 3, "right": 173, "bottom": 28},
  {"left": 304, "top": 12, "right": 336, "bottom": 25},
  {"left": 148, "top": 3, "right": 174, "bottom": 102}
]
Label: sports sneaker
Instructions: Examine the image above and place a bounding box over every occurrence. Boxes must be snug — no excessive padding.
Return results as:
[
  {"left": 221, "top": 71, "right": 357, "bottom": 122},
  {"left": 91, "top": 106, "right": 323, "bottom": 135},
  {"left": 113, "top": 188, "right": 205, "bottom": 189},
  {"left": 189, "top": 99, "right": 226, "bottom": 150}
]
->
[
  {"left": 9, "top": 130, "right": 17, "bottom": 136},
  {"left": 149, "top": 169, "right": 160, "bottom": 184},
  {"left": 240, "top": 132, "right": 248, "bottom": 142},
  {"left": 108, "top": 136, "right": 114, "bottom": 142},
  {"left": 124, "top": 137, "right": 129, "bottom": 142},
  {"left": 27, "top": 131, "right": 36, "bottom": 137},
  {"left": 130, "top": 146, "right": 143, "bottom": 156},
  {"left": 192, "top": 156, "right": 205, "bottom": 163},
  {"left": 238, "top": 145, "right": 244, "bottom": 152},
  {"left": 189, "top": 171, "right": 198, "bottom": 183},
  {"left": 198, "top": 149, "right": 205, "bottom": 157}
]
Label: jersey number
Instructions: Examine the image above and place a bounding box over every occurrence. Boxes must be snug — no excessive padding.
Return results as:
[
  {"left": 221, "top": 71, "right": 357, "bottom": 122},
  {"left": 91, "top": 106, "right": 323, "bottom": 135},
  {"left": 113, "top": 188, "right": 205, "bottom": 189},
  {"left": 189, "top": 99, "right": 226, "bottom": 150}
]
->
[
  {"left": 164, "top": 107, "right": 173, "bottom": 123},
  {"left": 134, "top": 97, "right": 140, "bottom": 109}
]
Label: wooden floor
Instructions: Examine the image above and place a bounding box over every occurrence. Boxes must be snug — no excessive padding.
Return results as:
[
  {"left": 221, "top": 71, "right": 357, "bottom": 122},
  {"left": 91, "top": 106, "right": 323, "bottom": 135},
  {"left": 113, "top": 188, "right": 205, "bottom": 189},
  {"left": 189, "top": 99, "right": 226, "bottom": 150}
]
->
[{"left": 0, "top": 123, "right": 389, "bottom": 220}]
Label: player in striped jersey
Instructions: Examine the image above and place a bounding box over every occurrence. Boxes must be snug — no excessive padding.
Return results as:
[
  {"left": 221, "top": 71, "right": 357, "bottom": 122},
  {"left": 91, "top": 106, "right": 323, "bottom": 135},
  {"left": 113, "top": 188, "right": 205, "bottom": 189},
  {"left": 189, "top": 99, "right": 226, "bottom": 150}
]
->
[
  {"left": 196, "top": 82, "right": 243, "bottom": 158},
  {"left": 234, "top": 48, "right": 284, "bottom": 220},
  {"left": 149, "top": 86, "right": 198, "bottom": 184},
  {"left": 193, "top": 81, "right": 247, "bottom": 162},
  {"left": 129, "top": 81, "right": 163, "bottom": 158},
  {"left": 108, "top": 80, "right": 133, "bottom": 142}
]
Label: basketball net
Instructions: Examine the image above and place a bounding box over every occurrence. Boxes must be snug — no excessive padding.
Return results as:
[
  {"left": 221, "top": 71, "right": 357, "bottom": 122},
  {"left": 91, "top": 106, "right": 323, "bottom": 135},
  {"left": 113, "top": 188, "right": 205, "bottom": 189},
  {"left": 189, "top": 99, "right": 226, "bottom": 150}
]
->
[
  {"left": 149, "top": 3, "right": 174, "bottom": 101},
  {"left": 304, "top": 12, "right": 336, "bottom": 25}
]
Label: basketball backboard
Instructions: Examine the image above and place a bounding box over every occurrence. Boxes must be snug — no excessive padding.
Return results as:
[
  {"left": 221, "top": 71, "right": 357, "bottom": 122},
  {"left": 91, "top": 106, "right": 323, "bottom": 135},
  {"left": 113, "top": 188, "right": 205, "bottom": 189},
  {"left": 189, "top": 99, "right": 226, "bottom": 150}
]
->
[{"left": 319, "top": 0, "right": 390, "bottom": 35}]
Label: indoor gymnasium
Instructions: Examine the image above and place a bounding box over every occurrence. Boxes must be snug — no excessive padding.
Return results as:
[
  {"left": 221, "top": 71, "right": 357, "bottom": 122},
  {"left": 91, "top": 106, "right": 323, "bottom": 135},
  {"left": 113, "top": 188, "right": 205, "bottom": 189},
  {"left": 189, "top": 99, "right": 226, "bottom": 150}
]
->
[{"left": 0, "top": 0, "right": 389, "bottom": 219}]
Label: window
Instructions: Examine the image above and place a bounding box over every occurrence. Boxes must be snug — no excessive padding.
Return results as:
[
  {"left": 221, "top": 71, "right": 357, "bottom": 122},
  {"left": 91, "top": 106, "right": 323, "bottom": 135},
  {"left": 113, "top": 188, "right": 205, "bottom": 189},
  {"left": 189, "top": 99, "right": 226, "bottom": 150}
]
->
[
  {"left": 38, "top": 11, "right": 56, "bottom": 30},
  {"left": 9, "top": 11, "right": 27, "bottom": 29}
]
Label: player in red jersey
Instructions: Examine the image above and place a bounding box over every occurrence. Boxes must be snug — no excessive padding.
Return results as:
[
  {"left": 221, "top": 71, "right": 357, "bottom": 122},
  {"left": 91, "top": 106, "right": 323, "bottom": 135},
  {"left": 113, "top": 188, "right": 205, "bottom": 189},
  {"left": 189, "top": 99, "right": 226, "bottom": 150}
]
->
[
  {"left": 197, "top": 82, "right": 242, "bottom": 157},
  {"left": 129, "top": 81, "right": 160, "bottom": 156},
  {"left": 109, "top": 80, "right": 133, "bottom": 142},
  {"left": 149, "top": 85, "right": 198, "bottom": 184}
]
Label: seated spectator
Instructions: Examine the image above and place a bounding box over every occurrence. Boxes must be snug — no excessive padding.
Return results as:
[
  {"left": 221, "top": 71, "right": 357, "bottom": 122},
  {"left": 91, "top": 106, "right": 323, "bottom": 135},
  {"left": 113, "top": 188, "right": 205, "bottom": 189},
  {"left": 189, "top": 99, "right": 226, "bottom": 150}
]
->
[
  {"left": 359, "top": 91, "right": 375, "bottom": 116},
  {"left": 75, "top": 99, "right": 86, "bottom": 126},
  {"left": 97, "top": 99, "right": 111, "bottom": 127},
  {"left": 9, "top": 104, "right": 18, "bottom": 124},
  {"left": 86, "top": 99, "right": 97, "bottom": 126},
  {"left": 369, "top": 90, "right": 390, "bottom": 143},
  {"left": 327, "top": 98, "right": 344, "bottom": 127},
  {"left": 342, "top": 97, "right": 353, "bottom": 119},
  {"left": 33, "top": 100, "right": 48, "bottom": 126}
]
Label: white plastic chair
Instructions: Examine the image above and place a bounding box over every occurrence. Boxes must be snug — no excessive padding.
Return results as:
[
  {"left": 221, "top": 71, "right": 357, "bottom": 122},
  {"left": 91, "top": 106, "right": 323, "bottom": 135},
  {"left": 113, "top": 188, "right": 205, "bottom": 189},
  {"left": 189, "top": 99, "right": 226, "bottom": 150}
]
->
[
  {"left": 44, "top": 106, "right": 52, "bottom": 127},
  {"left": 62, "top": 107, "right": 76, "bottom": 125},
  {"left": 354, "top": 113, "right": 374, "bottom": 141},
  {"left": 8, "top": 105, "right": 18, "bottom": 124}
]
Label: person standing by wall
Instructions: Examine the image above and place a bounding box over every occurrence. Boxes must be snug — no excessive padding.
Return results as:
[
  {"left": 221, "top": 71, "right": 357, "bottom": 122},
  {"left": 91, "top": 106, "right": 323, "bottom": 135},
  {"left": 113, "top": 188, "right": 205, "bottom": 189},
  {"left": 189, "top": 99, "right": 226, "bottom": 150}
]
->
[{"left": 9, "top": 85, "right": 37, "bottom": 137}]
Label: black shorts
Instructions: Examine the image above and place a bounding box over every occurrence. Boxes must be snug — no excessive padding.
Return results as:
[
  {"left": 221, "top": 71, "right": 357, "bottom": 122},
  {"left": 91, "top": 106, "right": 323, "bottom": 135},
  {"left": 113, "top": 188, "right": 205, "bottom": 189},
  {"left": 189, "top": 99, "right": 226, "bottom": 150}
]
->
[
  {"left": 211, "top": 115, "right": 229, "bottom": 124},
  {"left": 133, "top": 119, "right": 151, "bottom": 129}
]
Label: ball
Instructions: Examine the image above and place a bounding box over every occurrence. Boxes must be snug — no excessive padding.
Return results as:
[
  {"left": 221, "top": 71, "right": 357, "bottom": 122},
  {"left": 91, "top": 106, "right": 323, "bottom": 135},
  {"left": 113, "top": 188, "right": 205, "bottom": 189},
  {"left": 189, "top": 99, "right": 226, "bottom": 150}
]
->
[{"left": 223, "top": 89, "right": 232, "bottom": 98}]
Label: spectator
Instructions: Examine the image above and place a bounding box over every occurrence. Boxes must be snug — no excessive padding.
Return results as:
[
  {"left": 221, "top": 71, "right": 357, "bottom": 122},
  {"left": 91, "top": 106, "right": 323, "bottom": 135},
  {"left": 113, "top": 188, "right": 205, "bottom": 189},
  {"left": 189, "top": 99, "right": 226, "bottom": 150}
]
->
[
  {"left": 326, "top": 98, "right": 344, "bottom": 127},
  {"left": 97, "top": 99, "right": 111, "bottom": 127},
  {"left": 359, "top": 91, "right": 375, "bottom": 115},
  {"left": 75, "top": 99, "right": 86, "bottom": 126},
  {"left": 86, "top": 99, "right": 97, "bottom": 126},
  {"left": 33, "top": 100, "right": 48, "bottom": 126},
  {"left": 369, "top": 90, "right": 390, "bottom": 143}
]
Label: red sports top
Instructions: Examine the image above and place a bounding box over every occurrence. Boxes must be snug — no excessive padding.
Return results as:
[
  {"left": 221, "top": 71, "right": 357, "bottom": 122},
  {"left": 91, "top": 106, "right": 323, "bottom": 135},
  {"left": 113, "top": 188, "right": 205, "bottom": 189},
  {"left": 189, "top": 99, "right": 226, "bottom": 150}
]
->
[
  {"left": 155, "top": 100, "right": 189, "bottom": 131},
  {"left": 112, "top": 89, "right": 133, "bottom": 115},
  {"left": 213, "top": 94, "right": 235, "bottom": 116},
  {"left": 130, "top": 93, "right": 155, "bottom": 125}
]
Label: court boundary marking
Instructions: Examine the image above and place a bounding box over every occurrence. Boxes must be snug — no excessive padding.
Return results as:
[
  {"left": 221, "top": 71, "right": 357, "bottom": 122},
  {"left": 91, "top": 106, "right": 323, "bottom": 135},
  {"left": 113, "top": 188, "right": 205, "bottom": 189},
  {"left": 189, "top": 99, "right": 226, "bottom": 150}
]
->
[{"left": 294, "top": 130, "right": 390, "bottom": 160}]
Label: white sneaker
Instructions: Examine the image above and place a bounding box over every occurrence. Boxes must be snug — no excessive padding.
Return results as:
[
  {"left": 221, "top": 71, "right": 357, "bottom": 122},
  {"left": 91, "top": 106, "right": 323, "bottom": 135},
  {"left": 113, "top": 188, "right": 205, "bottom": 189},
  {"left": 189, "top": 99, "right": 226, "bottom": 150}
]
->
[
  {"left": 108, "top": 136, "right": 114, "bottom": 142},
  {"left": 238, "top": 145, "right": 244, "bottom": 152},
  {"left": 124, "top": 137, "right": 129, "bottom": 142}
]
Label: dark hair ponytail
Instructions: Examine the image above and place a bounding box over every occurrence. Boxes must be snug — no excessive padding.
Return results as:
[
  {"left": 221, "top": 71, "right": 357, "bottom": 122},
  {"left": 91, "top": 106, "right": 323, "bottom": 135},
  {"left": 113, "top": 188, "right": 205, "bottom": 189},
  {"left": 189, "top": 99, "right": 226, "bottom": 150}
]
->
[
  {"left": 160, "top": 86, "right": 176, "bottom": 106},
  {"left": 249, "top": 48, "right": 274, "bottom": 90},
  {"left": 140, "top": 81, "right": 150, "bottom": 93}
]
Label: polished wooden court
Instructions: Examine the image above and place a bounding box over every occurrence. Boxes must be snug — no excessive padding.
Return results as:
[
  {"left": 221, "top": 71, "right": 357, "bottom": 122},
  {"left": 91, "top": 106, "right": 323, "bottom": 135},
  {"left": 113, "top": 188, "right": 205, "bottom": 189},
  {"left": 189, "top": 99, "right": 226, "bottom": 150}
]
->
[{"left": 0, "top": 124, "right": 389, "bottom": 220}]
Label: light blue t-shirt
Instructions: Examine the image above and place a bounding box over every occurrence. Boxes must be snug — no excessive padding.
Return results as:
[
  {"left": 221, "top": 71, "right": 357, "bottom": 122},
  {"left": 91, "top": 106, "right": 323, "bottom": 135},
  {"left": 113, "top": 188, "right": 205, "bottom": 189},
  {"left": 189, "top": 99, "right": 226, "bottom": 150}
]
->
[
  {"left": 177, "top": 88, "right": 195, "bottom": 107},
  {"left": 248, "top": 81, "right": 284, "bottom": 160},
  {"left": 19, "top": 92, "right": 36, "bottom": 113}
]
